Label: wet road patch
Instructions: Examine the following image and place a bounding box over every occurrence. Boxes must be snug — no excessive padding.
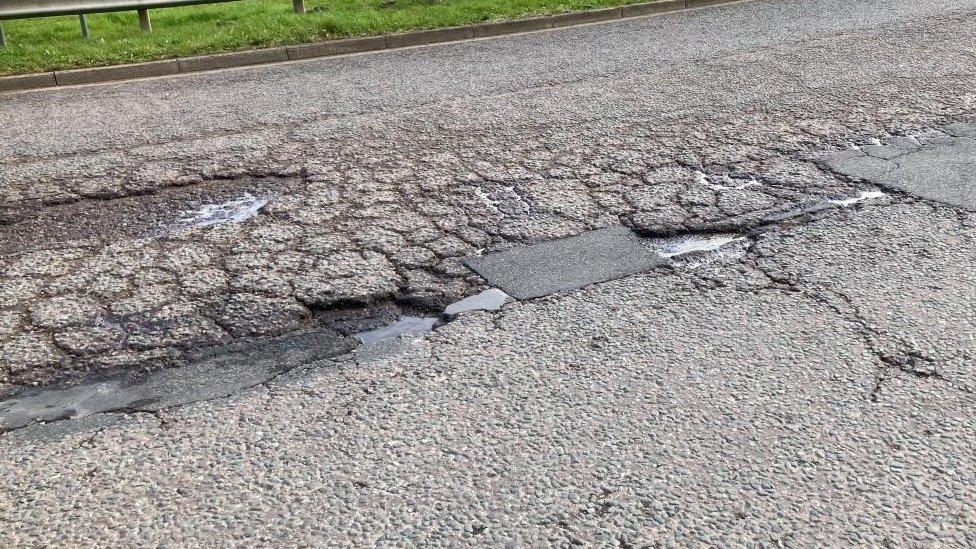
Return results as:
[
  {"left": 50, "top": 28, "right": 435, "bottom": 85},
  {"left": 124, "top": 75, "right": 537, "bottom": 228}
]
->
[
  {"left": 0, "top": 328, "right": 354, "bottom": 433},
  {"left": 464, "top": 227, "right": 667, "bottom": 299},
  {"left": 820, "top": 124, "right": 976, "bottom": 210}
]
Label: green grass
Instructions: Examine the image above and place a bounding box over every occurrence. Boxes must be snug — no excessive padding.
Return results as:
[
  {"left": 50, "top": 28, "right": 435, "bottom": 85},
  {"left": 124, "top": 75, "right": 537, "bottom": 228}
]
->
[{"left": 0, "top": 0, "right": 638, "bottom": 75}]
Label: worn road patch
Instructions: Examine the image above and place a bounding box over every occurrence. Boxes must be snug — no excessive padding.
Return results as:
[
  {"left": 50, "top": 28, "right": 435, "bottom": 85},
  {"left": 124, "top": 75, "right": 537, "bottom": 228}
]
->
[
  {"left": 464, "top": 227, "right": 666, "bottom": 299},
  {"left": 820, "top": 124, "right": 976, "bottom": 210}
]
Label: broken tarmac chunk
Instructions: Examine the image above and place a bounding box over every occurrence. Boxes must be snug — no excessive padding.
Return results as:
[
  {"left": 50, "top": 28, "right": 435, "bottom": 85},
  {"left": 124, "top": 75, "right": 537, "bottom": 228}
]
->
[
  {"left": 463, "top": 227, "right": 666, "bottom": 299},
  {"left": 444, "top": 288, "right": 514, "bottom": 316}
]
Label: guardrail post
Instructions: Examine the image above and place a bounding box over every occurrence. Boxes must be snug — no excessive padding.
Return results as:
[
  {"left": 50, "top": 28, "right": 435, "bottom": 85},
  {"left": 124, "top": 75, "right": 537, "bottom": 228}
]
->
[
  {"left": 79, "top": 14, "right": 90, "bottom": 39},
  {"left": 138, "top": 9, "right": 152, "bottom": 32},
  {"left": 293, "top": 0, "right": 306, "bottom": 15},
  {"left": 0, "top": 22, "right": 6, "bottom": 47}
]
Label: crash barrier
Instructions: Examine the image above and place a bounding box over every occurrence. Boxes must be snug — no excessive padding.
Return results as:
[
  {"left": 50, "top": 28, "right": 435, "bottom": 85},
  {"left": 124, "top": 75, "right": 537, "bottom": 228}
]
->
[{"left": 0, "top": 0, "right": 307, "bottom": 45}]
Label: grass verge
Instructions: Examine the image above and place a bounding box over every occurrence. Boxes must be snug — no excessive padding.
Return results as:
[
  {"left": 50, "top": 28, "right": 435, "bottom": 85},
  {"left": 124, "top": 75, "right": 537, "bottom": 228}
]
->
[{"left": 0, "top": 0, "right": 641, "bottom": 75}]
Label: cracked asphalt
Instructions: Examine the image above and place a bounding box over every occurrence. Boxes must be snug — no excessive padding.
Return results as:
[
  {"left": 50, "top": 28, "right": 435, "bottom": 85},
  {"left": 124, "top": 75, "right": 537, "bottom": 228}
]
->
[{"left": 2, "top": 0, "right": 976, "bottom": 545}]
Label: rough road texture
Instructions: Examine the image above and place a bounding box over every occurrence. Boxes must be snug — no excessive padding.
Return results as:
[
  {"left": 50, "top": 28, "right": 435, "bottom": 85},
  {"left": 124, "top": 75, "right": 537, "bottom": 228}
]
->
[
  {"left": 2, "top": 202, "right": 975, "bottom": 546},
  {"left": 3, "top": 0, "right": 976, "bottom": 387},
  {"left": 2, "top": 0, "right": 976, "bottom": 545}
]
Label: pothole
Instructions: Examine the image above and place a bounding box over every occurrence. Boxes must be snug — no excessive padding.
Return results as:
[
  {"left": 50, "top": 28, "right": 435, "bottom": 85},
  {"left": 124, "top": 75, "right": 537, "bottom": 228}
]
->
[
  {"left": 648, "top": 233, "right": 750, "bottom": 269},
  {"left": 354, "top": 288, "right": 515, "bottom": 346},
  {"left": 0, "top": 177, "right": 298, "bottom": 254}
]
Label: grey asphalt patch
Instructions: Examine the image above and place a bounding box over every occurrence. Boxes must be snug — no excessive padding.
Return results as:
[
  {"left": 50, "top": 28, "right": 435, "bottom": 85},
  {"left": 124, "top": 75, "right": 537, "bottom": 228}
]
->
[
  {"left": 464, "top": 227, "right": 667, "bottom": 299},
  {"left": 821, "top": 125, "right": 976, "bottom": 210},
  {"left": 0, "top": 328, "right": 354, "bottom": 433}
]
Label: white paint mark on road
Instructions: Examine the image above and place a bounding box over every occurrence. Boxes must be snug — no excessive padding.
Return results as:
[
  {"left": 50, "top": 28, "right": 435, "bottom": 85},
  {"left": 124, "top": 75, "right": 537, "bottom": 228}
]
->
[
  {"left": 827, "top": 191, "right": 886, "bottom": 207},
  {"left": 179, "top": 193, "right": 269, "bottom": 228}
]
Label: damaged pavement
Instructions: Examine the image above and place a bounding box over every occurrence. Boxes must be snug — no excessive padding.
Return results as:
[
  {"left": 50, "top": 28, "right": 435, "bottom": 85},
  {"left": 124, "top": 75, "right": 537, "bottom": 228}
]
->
[{"left": 2, "top": 0, "right": 976, "bottom": 546}]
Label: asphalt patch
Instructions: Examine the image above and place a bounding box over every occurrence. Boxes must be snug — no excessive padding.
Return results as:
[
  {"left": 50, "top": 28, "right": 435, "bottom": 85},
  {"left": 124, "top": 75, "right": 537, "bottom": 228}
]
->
[
  {"left": 820, "top": 125, "right": 976, "bottom": 210},
  {"left": 464, "top": 227, "right": 667, "bottom": 299}
]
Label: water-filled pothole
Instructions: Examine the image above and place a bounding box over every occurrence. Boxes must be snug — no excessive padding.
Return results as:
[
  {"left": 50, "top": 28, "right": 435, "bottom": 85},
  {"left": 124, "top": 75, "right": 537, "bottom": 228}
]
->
[
  {"left": 651, "top": 234, "right": 746, "bottom": 258},
  {"left": 0, "top": 177, "right": 297, "bottom": 254},
  {"left": 352, "top": 289, "right": 515, "bottom": 346},
  {"left": 177, "top": 193, "right": 269, "bottom": 228}
]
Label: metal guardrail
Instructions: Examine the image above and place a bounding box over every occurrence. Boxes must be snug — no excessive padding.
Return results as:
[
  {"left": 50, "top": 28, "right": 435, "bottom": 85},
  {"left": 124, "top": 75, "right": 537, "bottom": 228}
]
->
[{"left": 0, "top": 0, "right": 307, "bottom": 45}]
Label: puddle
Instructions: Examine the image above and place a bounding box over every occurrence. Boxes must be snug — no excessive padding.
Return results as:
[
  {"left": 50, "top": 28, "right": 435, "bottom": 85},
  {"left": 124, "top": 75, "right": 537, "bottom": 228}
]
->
[
  {"left": 827, "top": 190, "right": 887, "bottom": 207},
  {"left": 354, "top": 316, "right": 439, "bottom": 346},
  {"left": 651, "top": 233, "right": 746, "bottom": 259},
  {"left": 177, "top": 193, "right": 268, "bottom": 228},
  {"left": 444, "top": 288, "right": 513, "bottom": 316}
]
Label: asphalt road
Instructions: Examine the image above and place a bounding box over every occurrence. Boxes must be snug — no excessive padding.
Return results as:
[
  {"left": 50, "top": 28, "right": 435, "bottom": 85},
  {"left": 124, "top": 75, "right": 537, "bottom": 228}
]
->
[{"left": 2, "top": 0, "right": 976, "bottom": 545}]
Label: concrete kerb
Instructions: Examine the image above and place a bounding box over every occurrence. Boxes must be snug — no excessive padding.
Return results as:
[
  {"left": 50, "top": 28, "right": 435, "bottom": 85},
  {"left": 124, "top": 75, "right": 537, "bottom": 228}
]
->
[
  {"left": 0, "top": 71, "right": 56, "bottom": 92},
  {"left": 0, "top": 0, "right": 734, "bottom": 92},
  {"left": 286, "top": 36, "right": 387, "bottom": 60},
  {"left": 178, "top": 47, "right": 290, "bottom": 73},
  {"left": 53, "top": 59, "right": 179, "bottom": 86}
]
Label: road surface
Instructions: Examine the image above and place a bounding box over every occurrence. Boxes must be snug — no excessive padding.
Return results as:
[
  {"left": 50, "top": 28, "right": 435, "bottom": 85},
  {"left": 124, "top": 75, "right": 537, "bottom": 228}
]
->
[{"left": 1, "top": 0, "right": 975, "bottom": 545}]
